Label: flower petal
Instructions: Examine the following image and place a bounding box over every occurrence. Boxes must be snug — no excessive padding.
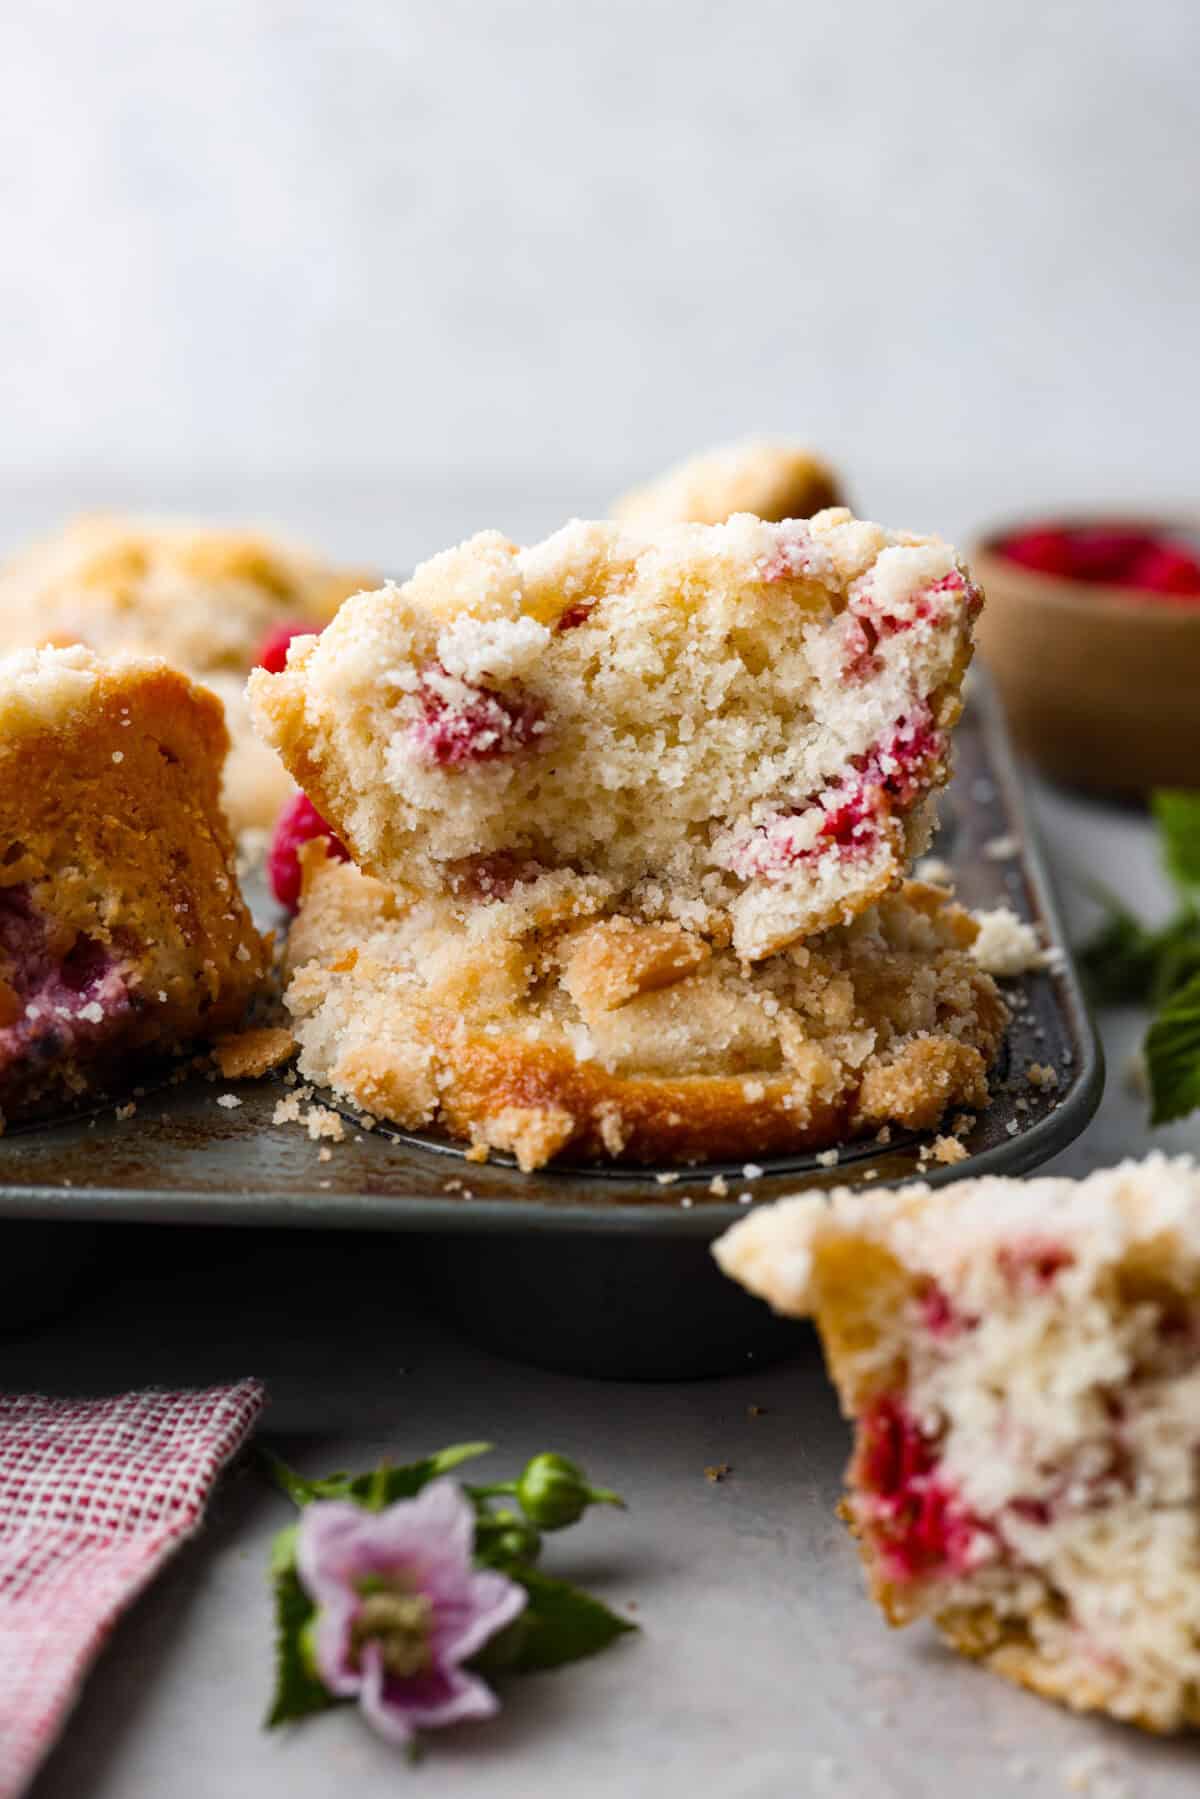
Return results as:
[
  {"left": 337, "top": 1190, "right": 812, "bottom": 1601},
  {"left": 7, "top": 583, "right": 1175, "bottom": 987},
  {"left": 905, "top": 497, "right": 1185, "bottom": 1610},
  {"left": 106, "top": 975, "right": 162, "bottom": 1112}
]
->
[
  {"left": 295, "top": 1500, "right": 379, "bottom": 1605},
  {"left": 356, "top": 1644, "right": 416, "bottom": 1746},
  {"left": 295, "top": 1501, "right": 381, "bottom": 1695},
  {"left": 384, "top": 1479, "right": 477, "bottom": 1566},
  {"left": 310, "top": 1591, "right": 363, "bottom": 1697},
  {"left": 433, "top": 1566, "right": 527, "bottom": 1665},
  {"left": 359, "top": 1645, "right": 500, "bottom": 1739}
]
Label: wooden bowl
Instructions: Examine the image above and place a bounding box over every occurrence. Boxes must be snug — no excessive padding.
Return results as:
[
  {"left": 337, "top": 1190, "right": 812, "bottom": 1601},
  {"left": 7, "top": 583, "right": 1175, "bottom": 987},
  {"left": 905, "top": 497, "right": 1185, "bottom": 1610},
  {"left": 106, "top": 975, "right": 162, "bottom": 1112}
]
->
[{"left": 972, "top": 519, "right": 1200, "bottom": 796}]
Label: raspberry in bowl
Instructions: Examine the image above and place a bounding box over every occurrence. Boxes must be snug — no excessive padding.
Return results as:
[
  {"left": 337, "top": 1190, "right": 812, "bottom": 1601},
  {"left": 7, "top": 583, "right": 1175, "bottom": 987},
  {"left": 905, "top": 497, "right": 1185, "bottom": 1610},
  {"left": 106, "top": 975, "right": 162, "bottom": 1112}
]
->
[{"left": 973, "top": 516, "right": 1200, "bottom": 793}]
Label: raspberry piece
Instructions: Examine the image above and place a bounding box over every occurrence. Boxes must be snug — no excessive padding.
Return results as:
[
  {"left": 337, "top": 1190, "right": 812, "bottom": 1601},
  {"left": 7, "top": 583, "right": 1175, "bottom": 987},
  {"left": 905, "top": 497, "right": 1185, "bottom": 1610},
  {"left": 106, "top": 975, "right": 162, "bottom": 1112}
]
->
[
  {"left": 726, "top": 710, "right": 944, "bottom": 881},
  {"left": 760, "top": 526, "right": 817, "bottom": 583},
  {"left": 408, "top": 666, "right": 547, "bottom": 768},
  {"left": 843, "top": 569, "right": 979, "bottom": 679},
  {"left": 556, "top": 600, "right": 596, "bottom": 632},
  {"left": 918, "top": 1281, "right": 976, "bottom": 1339},
  {"left": 1063, "top": 528, "right": 1149, "bottom": 583},
  {"left": 857, "top": 1396, "right": 991, "bottom": 1583},
  {"left": 268, "top": 792, "right": 349, "bottom": 912},
  {"left": 841, "top": 614, "right": 881, "bottom": 682},
  {"left": 256, "top": 619, "right": 321, "bottom": 674},
  {"left": 999, "top": 523, "right": 1200, "bottom": 599},
  {"left": 996, "top": 1238, "right": 1075, "bottom": 1290},
  {"left": 998, "top": 529, "right": 1076, "bottom": 577},
  {"left": 817, "top": 784, "right": 880, "bottom": 855},
  {"left": 866, "top": 711, "right": 944, "bottom": 809},
  {"left": 1124, "top": 544, "right": 1200, "bottom": 598}
]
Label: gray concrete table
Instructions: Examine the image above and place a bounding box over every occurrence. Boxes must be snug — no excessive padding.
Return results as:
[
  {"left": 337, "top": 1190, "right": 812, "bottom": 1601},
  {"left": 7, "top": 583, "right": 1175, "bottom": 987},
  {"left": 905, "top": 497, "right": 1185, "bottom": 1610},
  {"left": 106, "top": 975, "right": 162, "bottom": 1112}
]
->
[{"left": 3, "top": 777, "right": 1195, "bottom": 1799}]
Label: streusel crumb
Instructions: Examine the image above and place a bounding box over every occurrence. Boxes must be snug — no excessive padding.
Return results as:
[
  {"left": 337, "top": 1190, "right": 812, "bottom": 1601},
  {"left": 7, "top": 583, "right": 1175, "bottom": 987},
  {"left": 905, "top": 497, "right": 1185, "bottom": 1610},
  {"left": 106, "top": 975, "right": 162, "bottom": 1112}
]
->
[{"left": 278, "top": 846, "right": 1004, "bottom": 1170}]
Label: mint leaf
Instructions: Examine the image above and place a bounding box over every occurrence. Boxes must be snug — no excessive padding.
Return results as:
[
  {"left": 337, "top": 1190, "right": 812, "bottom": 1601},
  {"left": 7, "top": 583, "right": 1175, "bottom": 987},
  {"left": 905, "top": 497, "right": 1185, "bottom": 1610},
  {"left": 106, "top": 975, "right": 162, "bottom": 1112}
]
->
[
  {"left": 265, "top": 1534, "right": 338, "bottom": 1729},
  {"left": 1078, "top": 885, "right": 1200, "bottom": 1010},
  {"left": 1146, "top": 971, "right": 1200, "bottom": 1124},
  {"left": 1153, "top": 791, "right": 1200, "bottom": 892},
  {"left": 260, "top": 1442, "right": 492, "bottom": 1511},
  {"left": 483, "top": 1568, "right": 637, "bottom": 1674},
  {"left": 1078, "top": 903, "right": 1164, "bottom": 1005},
  {"left": 1151, "top": 914, "right": 1200, "bottom": 1007}
]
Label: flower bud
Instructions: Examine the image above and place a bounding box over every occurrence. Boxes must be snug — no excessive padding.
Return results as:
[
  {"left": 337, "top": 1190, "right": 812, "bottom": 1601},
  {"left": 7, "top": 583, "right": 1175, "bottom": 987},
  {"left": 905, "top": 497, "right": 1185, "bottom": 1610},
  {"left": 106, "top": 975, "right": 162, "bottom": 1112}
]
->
[
  {"left": 514, "top": 1453, "right": 623, "bottom": 1531},
  {"left": 476, "top": 1508, "right": 542, "bottom": 1565}
]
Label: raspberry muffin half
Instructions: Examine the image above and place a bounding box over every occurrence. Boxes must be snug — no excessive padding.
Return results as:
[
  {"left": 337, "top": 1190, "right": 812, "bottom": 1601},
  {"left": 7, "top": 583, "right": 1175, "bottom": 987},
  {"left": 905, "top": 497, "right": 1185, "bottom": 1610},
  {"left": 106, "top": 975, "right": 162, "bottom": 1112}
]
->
[
  {"left": 714, "top": 1156, "right": 1200, "bottom": 1732},
  {"left": 0, "top": 515, "right": 373, "bottom": 830},
  {"left": 611, "top": 439, "right": 843, "bottom": 529},
  {"left": 251, "top": 510, "right": 981, "bottom": 960},
  {"left": 281, "top": 845, "right": 1003, "bottom": 1169},
  {"left": 0, "top": 646, "right": 268, "bottom": 1123}
]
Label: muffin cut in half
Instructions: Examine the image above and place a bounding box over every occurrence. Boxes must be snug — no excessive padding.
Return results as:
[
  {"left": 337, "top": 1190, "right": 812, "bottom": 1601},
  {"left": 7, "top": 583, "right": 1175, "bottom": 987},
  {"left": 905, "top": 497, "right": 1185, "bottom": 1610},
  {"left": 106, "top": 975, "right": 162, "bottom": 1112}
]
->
[
  {"left": 251, "top": 510, "right": 981, "bottom": 960},
  {"left": 714, "top": 1156, "right": 1200, "bottom": 1732},
  {"left": 0, "top": 646, "right": 268, "bottom": 1123},
  {"left": 281, "top": 846, "right": 1004, "bottom": 1170},
  {"left": 610, "top": 439, "right": 844, "bottom": 529},
  {"left": 0, "top": 515, "right": 373, "bottom": 830}
]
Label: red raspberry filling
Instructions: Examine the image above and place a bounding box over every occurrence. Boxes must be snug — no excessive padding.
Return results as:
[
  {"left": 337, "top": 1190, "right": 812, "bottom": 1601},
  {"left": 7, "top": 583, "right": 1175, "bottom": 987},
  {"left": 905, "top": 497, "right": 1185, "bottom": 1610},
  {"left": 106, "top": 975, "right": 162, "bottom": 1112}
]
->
[
  {"left": 856, "top": 1396, "right": 991, "bottom": 1583},
  {"left": 866, "top": 711, "right": 943, "bottom": 809},
  {"left": 256, "top": 619, "right": 322, "bottom": 674},
  {"left": 760, "top": 526, "right": 817, "bottom": 583},
  {"left": 726, "top": 710, "right": 944, "bottom": 881},
  {"left": 408, "top": 667, "right": 547, "bottom": 768},
  {"left": 918, "top": 1281, "right": 978, "bottom": 1339},
  {"left": 556, "top": 599, "right": 596, "bottom": 632},
  {"left": 843, "top": 569, "right": 978, "bottom": 680},
  {"left": 998, "top": 524, "right": 1200, "bottom": 601},
  {"left": 0, "top": 885, "right": 130, "bottom": 1076},
  {"left": 996, "top": 1238, "right": 1075, "bottom": 1291},
  {"left": 268, "top": 793, "right": 350, "bottom": 912}
]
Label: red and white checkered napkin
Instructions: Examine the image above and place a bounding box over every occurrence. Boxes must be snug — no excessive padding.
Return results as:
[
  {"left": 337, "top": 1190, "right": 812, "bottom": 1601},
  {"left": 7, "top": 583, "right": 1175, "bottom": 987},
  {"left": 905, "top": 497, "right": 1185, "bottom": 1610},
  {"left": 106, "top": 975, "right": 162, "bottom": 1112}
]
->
[{"left": 0, "top": 1380, "right": 264, "bottom": 1799}]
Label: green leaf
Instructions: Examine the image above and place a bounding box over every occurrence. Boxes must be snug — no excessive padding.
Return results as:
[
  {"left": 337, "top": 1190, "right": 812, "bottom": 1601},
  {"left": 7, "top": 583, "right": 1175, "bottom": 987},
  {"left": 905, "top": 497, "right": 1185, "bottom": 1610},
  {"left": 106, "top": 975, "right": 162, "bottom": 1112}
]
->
[
  {"left": 1153, "top": 790, "right": 1200, "bottom": 892},
  {"left": 482, "top": 1567, "right": 638, "bottom": 1674},
  {"left": 260, "top": 1442, "right": 492, "bottom": 1511},
  {"left": 1078, "top": 903, "right": 1164, "bottom": 1005},
  {"left": 1145, "top": 971, "right": 1200, "bottom": 1124},
  {"left": 269, "top": 1522, "right": 300, "bottom": 1577},
  {"left": 1149, "top": 912, "right": 1200, "bottom": 1007},
  {"left": 1078, "top": 895, "right": 1200, "bottom": 1010},
  {"left": 265, "top": 1550, "right": 339, "bottom": 1729},
  {"left": 345, "top": 1443, "right": 494, "bottom": 1511}
]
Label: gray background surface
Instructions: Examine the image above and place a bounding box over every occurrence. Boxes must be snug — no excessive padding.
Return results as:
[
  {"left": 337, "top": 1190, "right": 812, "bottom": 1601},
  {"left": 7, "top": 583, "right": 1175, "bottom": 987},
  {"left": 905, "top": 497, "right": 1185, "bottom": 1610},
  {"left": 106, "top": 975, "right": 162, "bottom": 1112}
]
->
[{"left": 2, "top": 0, "right": 1198, "bottom": 547}]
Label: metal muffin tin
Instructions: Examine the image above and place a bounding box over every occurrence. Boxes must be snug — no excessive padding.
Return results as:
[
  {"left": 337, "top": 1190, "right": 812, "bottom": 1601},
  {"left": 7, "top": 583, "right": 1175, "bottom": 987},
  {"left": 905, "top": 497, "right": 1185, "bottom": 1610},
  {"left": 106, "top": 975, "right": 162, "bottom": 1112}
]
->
[{"left": 0, "top": 670, "right": 1103, "bottom": 1376}]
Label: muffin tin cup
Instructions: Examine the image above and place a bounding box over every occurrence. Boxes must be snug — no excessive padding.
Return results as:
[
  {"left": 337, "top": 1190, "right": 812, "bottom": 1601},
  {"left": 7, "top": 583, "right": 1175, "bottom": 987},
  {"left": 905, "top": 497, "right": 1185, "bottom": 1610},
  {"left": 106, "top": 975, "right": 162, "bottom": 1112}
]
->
[{"left": 0, "top": 669, "right": 1103, "bottom": 1377}]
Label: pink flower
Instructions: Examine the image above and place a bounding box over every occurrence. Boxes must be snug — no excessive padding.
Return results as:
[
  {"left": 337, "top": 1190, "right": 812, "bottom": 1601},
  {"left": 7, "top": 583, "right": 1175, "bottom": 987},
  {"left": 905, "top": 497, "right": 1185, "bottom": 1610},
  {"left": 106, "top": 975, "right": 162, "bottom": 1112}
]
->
[{"left": 295, "top": 1481, "right": 527, "bottom": 1745}]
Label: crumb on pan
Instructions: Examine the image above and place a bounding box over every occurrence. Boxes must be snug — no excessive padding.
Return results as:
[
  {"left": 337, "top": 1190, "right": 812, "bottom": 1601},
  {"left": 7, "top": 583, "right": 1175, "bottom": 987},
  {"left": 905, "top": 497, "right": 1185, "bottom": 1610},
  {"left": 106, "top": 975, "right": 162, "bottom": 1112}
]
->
[{"left": 969, "top": 906, "right": 1054, "bottom": 976}]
